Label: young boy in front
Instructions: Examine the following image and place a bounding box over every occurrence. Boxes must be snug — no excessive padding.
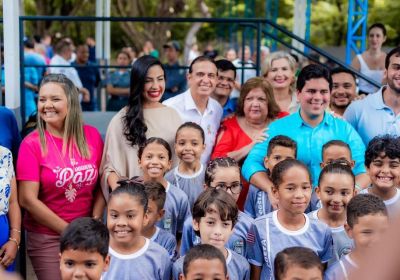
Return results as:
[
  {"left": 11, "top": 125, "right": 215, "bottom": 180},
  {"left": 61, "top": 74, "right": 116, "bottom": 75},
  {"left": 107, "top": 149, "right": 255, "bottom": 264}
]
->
[
  {"left": 180, "top": 244, "right": 228, "bottom": 280},
  {"left": 173, "top": 188, "right": 250, "bottom": 280},
  {"left": 325, "top": 194, "right": 389, "bottom": 279},
  {"left": 142, "top": 181, "right": 177, "bottom": 260},
  {"left": 360, "top": 135, "right": 400, "bottom": 218},
  {"left": 244, "top": 135, "right": 297, "bottom": 218},
  {"left": 59, "top": 217, "right": 110, "bottom": 280}
]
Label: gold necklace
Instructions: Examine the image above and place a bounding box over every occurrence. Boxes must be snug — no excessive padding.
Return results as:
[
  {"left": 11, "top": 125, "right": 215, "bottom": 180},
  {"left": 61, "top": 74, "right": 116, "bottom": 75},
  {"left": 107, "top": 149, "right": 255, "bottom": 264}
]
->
[{"left": 48, "top": 132, "right": 77, "bottom": 202}]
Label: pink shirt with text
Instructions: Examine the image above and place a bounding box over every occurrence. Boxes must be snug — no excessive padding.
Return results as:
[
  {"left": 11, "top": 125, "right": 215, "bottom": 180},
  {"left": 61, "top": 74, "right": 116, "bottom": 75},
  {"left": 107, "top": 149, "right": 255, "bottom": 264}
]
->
[{"left": 17, "top": 125, "right": 103, "bottom": 235}]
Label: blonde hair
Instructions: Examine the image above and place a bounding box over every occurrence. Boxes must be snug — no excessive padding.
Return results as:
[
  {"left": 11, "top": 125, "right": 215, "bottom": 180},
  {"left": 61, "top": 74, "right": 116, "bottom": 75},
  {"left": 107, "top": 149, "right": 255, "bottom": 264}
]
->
[
  {"left": 37, "top": 74, "right": 90, "bottom": 158},
  {"left": 261, "top": 51, "right": 296, "bottom": 93}
]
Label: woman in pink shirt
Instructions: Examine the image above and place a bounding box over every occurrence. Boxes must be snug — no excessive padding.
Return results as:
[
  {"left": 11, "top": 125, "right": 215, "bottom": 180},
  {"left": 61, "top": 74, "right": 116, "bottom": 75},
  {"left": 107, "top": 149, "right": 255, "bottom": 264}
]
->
[{"left": 17, "top": 74, "right": 104, "bottom": 280}]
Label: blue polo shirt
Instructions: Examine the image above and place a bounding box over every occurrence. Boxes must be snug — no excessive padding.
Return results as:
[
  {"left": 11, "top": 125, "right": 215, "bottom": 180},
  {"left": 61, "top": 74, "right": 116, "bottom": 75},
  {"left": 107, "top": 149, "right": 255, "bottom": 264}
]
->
[
  {"left": 242, "top": 110, "right": 366, "bottom": 186},
  {"left": 222, "top": 98, "right": 237, "bottom": 118},
  {"left": 344, "top": 86, "right": 400, "bottom": 145}
]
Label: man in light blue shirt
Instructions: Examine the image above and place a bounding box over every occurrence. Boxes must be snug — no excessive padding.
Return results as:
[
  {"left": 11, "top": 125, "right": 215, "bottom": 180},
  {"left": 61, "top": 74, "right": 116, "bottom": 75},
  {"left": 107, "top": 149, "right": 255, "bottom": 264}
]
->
[
  {"left": 242, "top": 64, "right": 369, "bottom": 208},
  {"left": 344, "top": 47, "right": 400, "bottom": 145}
]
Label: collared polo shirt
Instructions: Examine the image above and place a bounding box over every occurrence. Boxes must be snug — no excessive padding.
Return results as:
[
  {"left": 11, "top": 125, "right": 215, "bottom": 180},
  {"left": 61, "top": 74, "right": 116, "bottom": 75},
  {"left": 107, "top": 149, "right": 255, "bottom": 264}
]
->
[
  {"left": 242, "top": 110, "right": 366, "bottom": 186},
  {"left": 163, "top": 89, "right": 223, "bottom": 163},
  {"left": 344, "top": 86, "right": 400, "bottom": 145}
]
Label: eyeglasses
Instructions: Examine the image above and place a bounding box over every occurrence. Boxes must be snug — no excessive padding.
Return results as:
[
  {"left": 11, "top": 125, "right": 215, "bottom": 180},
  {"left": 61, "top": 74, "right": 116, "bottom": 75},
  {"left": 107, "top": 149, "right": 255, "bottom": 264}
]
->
[{"left": 211, "top": 183, "right": 243, "bottom": 194}]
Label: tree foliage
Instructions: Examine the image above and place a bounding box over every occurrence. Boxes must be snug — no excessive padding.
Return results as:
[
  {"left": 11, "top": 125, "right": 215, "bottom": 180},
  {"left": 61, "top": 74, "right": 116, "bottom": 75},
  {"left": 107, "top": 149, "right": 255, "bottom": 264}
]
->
[{"left": 0, "top": 0, "right": 398, "bottom": 55}]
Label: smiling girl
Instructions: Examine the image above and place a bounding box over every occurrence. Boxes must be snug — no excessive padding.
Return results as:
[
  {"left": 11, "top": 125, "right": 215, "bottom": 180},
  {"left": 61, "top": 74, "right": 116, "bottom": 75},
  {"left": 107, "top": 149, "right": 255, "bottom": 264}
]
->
[
  {"left": 248, "top": 159, "right": 333, "bottom": 280},
  {"left": 101, "top": 55, "right": 182, "bottom": 196}
]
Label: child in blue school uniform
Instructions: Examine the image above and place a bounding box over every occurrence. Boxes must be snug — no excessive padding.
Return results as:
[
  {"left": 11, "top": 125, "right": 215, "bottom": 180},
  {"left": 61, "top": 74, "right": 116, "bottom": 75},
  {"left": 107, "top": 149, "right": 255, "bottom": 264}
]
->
[
  {"left": 312, "top": 162, "right": 355, "bottom": 265},
  {"left": 103, "top": 181, "right": 172, "bottom": 280},
  {"left": 138, "top": 137, "right": 191, "bottom": 238},
  {"left": 244, "top": 135, "right": 297, "bottom": 218},
  {"left": 359, "top": 135, "right": 400, "bottom": 218},
  {"left": 142, "top": 181, "right": 177, "bottom": 260},
  {"left": 165, "top": 122, "right": 206, "bottom": 210},
  {"left": 180, "top": 157, "right": 254, "bottom": 258},
  {"left": 173, "top": 188, "right": 250, "bottom": 280},
  {"left": 325, "top": 194, "right": 389, "bottom": 279},
  {"left": 248, "top": 159, "right": 333, "bottom": 280}
]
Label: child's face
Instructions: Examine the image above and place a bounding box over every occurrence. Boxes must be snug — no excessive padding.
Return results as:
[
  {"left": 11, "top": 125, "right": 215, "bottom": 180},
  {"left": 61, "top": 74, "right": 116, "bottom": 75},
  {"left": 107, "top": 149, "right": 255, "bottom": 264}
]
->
[
  {"left": 273, "top": 166, "right": 312, "bottom": 214},
  {"left": 367, "top": 155, "right": 400, "bottom": 190},
  {"left": 181, "top": 258, "right": 228, "bottom": 280},
  {"left": 346, "top": 213, "right": 389, "bottom": 252},
  {"left": 60, "top": 249, "right": 110, "bottom": 280},
  {"left": 264, "top": 146, "right": 296, "bottom": 172},
  {"left": 193, "top": 204, "right": 233, "bottom": 251},
  {"left": 175, "top": 127, "right": 205, "bottom": 164},
  {"left": 139, "top": 142, "right": 172, "bottom": 181},
  {"left": 107, "top": 194, "right": 148, "bottom": 248},
  {"left": 321, "top": 145, "right": 354, "bottom": 168},
  {"left": 209, "top": 166, "right": 241, "bottom": 202},
  {"left": 316, "top": 173, "right": 355, "bottom": 216},
  {"left": 280, "top": 264, "right": 322, "bottom": 280},
  {"left": 142, "top": 199, "right": 164, "bottom": 231}
]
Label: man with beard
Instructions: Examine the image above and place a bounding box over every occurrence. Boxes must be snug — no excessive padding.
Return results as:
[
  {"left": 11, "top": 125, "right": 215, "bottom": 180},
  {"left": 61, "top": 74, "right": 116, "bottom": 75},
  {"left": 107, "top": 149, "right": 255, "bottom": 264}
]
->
[
  {"left": 330, "top": 67, "right": 357, "bottom": 116},
  {"left": 345, "top": 47, "right": 400, "bottom": 145}
]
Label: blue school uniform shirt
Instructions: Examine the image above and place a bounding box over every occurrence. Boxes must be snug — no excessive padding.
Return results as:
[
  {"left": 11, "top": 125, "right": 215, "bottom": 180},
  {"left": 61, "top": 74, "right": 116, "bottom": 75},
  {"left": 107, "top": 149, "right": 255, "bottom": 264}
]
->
[
  {"left": 151, "top": 226, "right": 177, "bottom": 260},
  {"left": 308, "top": 210, "right": 353, "bottom": 265},
  {"left": 156, "top": 182, "right": 191, "bottom": 236},
  {"left": 164, "top": 164, "right": 206, "bottom": 210},
  {"left": 172, "top": 248, "right": 250, "bottom": 280},
  {"left": 103, "top": 238, "right": 172, "bottom": 280},
  {"left": 359, "top": 187, "right": 400, "bottom": 219},
  {"left": 325, "top": 254, "right": 358, "bottom": 280},
  {"left": 242, "top": 111, "right": 366, "bottom": 186},
  {"left": 248, "top": 210, "right": 333, "bottom": 280},
  {"left": 180, "top": 211, "right": 254, "bottom": 258},
  {"left": 244, "top": 184, "right": 273, "bottom": 219}
]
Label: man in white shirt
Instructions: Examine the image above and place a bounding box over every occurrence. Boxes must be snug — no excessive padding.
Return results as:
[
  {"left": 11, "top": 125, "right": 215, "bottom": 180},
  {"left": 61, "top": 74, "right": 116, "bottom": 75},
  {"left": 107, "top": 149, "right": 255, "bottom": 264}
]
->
[
  {"left": 50, "top": 39, "right": 90, "bottom": 102},
  {"left": 163, "top": 56, "right": 223, "bottom": 163}
]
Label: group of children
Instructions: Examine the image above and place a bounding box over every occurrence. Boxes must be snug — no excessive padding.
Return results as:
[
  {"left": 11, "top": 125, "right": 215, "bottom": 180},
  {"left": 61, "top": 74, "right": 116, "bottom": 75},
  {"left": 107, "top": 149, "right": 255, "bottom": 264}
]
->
[{"left": 57, "top": 121, "right": 400, "bottom": 279}]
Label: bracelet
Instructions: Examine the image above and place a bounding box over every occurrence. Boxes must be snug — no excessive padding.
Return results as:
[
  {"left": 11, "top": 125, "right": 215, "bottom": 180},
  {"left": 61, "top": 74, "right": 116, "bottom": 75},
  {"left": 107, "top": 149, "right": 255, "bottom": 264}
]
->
[
  {"left": 10, "top": 228, "right": 21, "bottom": 234},
  {"left": 8, "top": 237, "right": 20, "bottom": 249}
]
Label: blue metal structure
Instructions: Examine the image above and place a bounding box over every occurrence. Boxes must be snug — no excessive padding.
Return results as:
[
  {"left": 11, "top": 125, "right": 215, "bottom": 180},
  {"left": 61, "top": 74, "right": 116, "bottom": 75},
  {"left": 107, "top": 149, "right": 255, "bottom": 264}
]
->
[
  {"left": 346, "top": 0, "right": 369, "bottom": 64},
  {"left": 265, "top": 0, "right": 279, "bottom": 51},
  {"left": 304, "top": 0, "right": 311, "bottom": 54}
]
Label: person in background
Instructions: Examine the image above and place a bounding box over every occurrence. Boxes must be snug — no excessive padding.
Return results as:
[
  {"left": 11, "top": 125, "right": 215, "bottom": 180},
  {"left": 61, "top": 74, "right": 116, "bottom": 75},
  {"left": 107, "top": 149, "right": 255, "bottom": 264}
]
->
[
  {"left": 86, "top": 37, "right": 97, "bottom": 63},
  {"left": 161, "top": 41, "right": 187, "bottom": 102},
  {"left": 211, "top": 59, "right": 237, "bottom": 118},
  {"left": 351, "top": 23, "right": 387, "bottom": 95},
  {"left": 142, "top": 40, "right": 159, "bottom": 59},
  {"left": 73, "top": 44, "right": 101, "bottom": 111},
  {"left": 330, "top": 67, "right": 357, "bottom": 116},
  {"left": 106, "top": 50, "right": 131, "bottom": 111},
  {"left": 49, "top": 39, "right": 90, "bottom": 102},
  {"left": 225, "top": 48, "right": 237, "bottom": 62},
  {"left": 262, "top": 51, "right": 298, "bottom": 114}
]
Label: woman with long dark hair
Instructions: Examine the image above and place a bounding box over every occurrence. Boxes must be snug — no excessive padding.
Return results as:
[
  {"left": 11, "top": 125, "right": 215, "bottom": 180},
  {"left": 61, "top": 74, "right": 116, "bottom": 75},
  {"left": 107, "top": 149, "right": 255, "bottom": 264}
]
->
[{"left": 101, "top": 55, "right": 182, "bottom": 195}]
